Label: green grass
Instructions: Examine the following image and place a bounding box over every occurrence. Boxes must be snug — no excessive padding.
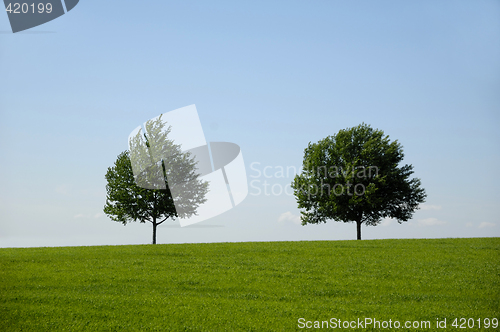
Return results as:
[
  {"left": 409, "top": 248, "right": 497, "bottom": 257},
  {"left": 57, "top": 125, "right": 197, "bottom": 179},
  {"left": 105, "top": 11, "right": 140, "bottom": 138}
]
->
[{"left": 1, "top": 238, "right": 499, "bottom": 331}]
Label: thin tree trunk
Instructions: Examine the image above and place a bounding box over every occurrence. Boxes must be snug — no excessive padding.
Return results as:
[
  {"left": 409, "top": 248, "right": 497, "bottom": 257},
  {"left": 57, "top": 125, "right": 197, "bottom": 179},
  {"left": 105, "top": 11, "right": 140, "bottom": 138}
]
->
[
  {"left": 356, "top": 220, "right": 362, "bottom": 240},
  {"left": 152, "top": 221, "right": 157, "bottom": 244}
]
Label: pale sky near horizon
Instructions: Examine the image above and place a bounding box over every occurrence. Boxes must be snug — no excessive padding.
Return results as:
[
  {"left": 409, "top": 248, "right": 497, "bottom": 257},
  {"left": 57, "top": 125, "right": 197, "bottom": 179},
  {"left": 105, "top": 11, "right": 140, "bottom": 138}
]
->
[{"left": 1, "top": 0, "right": 499, "bottom": 247}]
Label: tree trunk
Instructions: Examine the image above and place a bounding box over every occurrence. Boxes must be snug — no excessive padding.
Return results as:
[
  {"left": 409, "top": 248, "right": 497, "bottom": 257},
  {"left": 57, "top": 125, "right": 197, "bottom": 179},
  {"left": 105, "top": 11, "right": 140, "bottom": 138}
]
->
[
  {"left": 152, "top": 222, "right": 157, "bottom": 244},
  {"left": 356, "top": 220, "right": 362, "bottom": 240}
]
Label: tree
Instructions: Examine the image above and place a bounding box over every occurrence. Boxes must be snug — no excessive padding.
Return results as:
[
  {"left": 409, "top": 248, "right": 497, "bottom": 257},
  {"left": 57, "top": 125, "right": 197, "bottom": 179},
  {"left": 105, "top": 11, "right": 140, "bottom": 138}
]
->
[
  {"left": 104, "top": 117, "right": 208, "bottom": 244},
  {"left": 291, "top": 123, "right": 426, "bottom": 240}
]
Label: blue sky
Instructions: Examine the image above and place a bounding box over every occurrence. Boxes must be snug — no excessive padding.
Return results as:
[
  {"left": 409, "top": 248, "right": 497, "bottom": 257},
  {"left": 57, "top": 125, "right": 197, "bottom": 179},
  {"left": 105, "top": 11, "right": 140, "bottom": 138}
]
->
[{"left": 1, "top": 0, "right": 499, "bottom": 247}]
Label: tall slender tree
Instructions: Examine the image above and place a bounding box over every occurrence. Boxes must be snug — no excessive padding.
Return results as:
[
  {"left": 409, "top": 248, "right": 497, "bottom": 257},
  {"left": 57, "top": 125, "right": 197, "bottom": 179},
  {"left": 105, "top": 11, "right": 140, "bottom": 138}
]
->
[{"left": 104, "top": 117, "right": 208, "bottom": 244}]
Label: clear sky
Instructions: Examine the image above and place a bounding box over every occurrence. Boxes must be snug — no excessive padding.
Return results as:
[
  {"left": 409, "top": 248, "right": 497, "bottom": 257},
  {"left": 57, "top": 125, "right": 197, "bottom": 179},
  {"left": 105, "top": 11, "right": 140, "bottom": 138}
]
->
[{"left": 1, "top": 0, "right": 499, "bottom": 247}]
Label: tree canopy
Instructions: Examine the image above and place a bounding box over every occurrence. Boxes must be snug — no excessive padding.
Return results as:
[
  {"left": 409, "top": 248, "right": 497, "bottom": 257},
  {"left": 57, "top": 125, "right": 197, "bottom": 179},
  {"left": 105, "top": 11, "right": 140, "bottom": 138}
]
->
[
  {"left": 104, "top": 117, "right": 208, "bottom": 244},
  {"left": 291, "top": 123, "right": 426, "bottom": 240}
]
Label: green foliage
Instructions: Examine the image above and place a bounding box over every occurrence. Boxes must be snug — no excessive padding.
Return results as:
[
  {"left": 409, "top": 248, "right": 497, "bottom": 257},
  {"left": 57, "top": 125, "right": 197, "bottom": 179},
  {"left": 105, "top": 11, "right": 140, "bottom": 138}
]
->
[
  {"left": 292, "top": 123, "right": 426, "bottom": 239},
  {"left": 104, "top": 150, "right": 176, "bottom": 225},
  {"left": 0, "top": 238, "right": 498, "bottom": 331},
  {"left": 104, "top": 116, "right": 208, "bottom": 244}
]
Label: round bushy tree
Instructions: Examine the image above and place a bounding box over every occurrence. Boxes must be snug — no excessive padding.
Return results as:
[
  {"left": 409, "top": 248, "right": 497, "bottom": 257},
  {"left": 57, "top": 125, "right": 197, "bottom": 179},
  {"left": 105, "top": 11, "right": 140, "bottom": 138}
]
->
[{"left": 291, "top": 123, "right": 426, "bottom": 240}]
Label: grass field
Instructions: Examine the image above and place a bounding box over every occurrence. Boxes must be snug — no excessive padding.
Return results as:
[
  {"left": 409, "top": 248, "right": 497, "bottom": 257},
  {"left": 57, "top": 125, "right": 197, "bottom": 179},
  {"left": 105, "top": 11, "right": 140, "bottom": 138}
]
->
[{"left": 1, "top": 238, "right": 499, "bottom": 331}]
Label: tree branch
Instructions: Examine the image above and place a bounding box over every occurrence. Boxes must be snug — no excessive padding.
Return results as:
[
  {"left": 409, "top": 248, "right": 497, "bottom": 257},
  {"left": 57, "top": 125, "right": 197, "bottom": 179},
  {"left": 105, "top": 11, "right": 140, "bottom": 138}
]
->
[{"left": 157, "top": 216, "right": 169, "bottom": 225}]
